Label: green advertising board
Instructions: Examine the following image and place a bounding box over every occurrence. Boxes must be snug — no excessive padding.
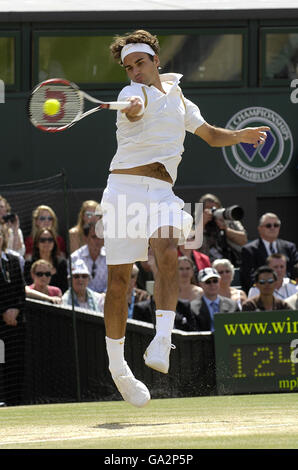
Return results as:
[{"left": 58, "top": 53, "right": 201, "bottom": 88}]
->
[{"left": 214, "top": 310, "right": 298, "bottom": 395}]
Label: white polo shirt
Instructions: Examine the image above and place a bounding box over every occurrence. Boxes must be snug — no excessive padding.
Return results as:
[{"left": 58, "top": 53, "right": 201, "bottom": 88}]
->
[{"left": 109, "top": 73, "right": 205, "bottom": 184}]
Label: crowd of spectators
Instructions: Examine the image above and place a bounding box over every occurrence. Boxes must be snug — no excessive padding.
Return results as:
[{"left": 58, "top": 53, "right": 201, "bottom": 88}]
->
[
  {"left": 0, "top": 197, "right": 106, "bottom": 405},
  {"left": 1, "top": 193, "right": 297, "bottom": 327},
  {"left": 128, "top": 193, "right": 298, "bottom": 331},
  {"left": 1, "top": 192, "right": 298, "bottom": 405}
]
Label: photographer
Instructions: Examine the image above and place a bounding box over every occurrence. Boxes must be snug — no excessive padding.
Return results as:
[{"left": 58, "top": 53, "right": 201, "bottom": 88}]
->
[
  {"left": 198, "top": 193, "right": 247, "bottom": 267},
  {"left": 0, "top": 195, "right": 25, "bottom": 257}
]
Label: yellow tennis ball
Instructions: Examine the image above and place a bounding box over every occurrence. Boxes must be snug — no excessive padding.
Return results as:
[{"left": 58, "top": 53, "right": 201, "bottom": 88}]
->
[{"left": 43, "top": 98, "right": 61, "bottom": 116}]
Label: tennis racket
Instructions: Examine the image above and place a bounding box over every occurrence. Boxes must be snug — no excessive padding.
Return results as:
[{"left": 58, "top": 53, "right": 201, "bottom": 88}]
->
[{"left": 28, "top": 78, "right": 129, "bottom": 132}]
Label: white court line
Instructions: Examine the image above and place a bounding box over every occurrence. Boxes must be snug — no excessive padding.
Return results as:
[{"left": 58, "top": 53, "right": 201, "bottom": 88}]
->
[{"left": 0, "top": 422, "right": 297, "bottom": 446}]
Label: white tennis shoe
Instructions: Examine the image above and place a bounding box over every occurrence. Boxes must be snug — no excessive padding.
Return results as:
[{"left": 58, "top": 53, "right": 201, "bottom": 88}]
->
[
  {"left": 143, "top": 335, "right": 175, "bottom": 374},
  {"left": 112, "top": 364, "right": 150, "bottom": 408}
]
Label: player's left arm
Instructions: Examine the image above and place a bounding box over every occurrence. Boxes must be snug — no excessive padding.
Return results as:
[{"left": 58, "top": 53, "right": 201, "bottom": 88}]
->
[{"left": 195, "top": 122, "right": 270, "bottom": 149}]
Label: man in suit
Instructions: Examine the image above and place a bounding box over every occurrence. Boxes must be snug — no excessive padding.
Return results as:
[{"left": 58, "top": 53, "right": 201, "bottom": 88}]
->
[
  {"left": 190, "top": 267, "right": 239, "bottom": 332},
  {"left": 240, "top": 213, "right": 298, "bottom": 293},
  {"left": 0, "top": 225, "right": 26, "bottom": 406}
]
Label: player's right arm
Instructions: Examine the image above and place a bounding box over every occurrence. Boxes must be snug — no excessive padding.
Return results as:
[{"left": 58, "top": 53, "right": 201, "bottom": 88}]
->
[{"left": 120, "top": 95, "right": 144, "bottom": 122}]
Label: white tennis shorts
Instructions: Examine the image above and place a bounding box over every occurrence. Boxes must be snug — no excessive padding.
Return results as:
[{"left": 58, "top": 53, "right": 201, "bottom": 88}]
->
[{"left": 100, "top": 174, "right": 193, "bottom": 265}]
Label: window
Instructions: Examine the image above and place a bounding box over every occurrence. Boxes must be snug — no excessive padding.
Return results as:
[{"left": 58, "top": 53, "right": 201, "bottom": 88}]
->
[
  {"left": 35, "top": 34, "right": 126, "bottom": 86},
  {"left": 34, "top": 30, "right": 245, "bottom": 88},
  {"left": 159, "top": 32, "right": 244, "bottom": 85},
  {"left": 0, "top": 35, "right": 16, "bottom": 86},
  {"left": 261, "top": 28, "right": 298, "bottom": 85}
]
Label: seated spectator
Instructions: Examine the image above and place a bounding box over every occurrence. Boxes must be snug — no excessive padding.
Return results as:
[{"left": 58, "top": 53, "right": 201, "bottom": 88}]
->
[
  {"left": 71, "top": 222, "right": 107, "bottom": 293},
  {"left": 24, "top": 227, "right": 68, "bottom": 293},
  {"left": 127, "top": 264, "right": 150, "bottom": 318},
  {"left": 178, "top": 256, "right": 203, "bottom": 301},
  {"left": 27, "top": 259, "right": 62, "bottom": 299},
  {"left": 242, "top": 266, "right": 290, "bottom": 312},
  {"left": 190, "top": 267, "right": 240, "bottom": 332},
  {"left": 240, "top": 212, "right": 298, "bottom": 293},
  {"left": 285, "top": 292, "right": 298, "bottom": 310},
  {"left": 0, "top": 195, "right": 25, "bottom": 257},
  {"left": 25, "top": 205, "right": 66, "bottom": 259},
  {"left": 197, "top": 193, "right": 247, "bottom": 267},
  {"left": 62, "top": 260, "right": 105, "bottom": 312},
  {"left": 69, "top": 200, "right": 101, "bottom": 254},
  {"left": 248, "top": 253, "right": 297, "bottom": 301},
  {"left": 212, "top": 258, "right": 247, "bottom": 309}
]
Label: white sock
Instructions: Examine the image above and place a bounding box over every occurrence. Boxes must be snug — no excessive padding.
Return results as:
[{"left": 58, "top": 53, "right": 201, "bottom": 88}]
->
[
  {"left": 105, "top": 336, "right": 127, "bottom": 376},
  {"left": 155, "top": 310, "right": 176, "bottom": 338}
]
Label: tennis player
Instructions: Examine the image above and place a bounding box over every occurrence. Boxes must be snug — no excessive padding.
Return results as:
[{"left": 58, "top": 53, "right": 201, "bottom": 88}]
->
[{"left": 101, "top": 30, "right": 270, "bottom": 407}]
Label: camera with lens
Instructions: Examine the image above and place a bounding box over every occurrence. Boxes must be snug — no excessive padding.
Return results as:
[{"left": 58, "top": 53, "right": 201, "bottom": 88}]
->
[
  {"left": 211, "top": 205, "right": 244, "bottom": 221},
  {"left": 2, "top": 213, "right": 17, "bottom": 224}
]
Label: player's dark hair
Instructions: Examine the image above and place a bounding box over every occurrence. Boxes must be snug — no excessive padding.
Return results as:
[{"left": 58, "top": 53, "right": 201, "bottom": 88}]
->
[{"left": 110, "top": 29, "right": 160, "bottom": 64}]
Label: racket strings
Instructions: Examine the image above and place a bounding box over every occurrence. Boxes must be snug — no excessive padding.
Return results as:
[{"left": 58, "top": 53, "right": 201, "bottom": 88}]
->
[{"left": 29, "top": 85, "right": 83, "bottom": 128}]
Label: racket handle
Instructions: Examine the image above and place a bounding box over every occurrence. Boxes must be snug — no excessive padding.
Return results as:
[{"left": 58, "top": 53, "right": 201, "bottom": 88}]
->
[{"left": 108, "top": 101, "right": 130, "bottom": 110}]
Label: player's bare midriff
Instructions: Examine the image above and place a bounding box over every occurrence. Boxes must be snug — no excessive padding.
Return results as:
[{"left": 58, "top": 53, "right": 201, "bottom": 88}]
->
[{"left": 111, "top": 162, "right": 173, "bottom": 184}]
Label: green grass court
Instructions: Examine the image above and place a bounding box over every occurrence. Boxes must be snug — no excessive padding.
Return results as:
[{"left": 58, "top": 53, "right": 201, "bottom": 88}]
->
[{"left": 0, "top": 393, "right": 297, "bottom": 449}]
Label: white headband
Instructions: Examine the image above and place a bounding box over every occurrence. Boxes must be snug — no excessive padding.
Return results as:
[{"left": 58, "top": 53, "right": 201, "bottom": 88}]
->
[{"left": 121, "top": 43, "right": 155, "bottom": 63}]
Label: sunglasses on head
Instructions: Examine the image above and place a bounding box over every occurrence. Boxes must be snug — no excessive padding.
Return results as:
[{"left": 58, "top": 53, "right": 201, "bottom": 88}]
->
[
  {"left": 217, "top": 270, "right": 231, "bottom": 275},
  {"left": 205, "top": 278, "right": 219, "bottom": 284},
  {"left": 264, "top": 223, "right": 280, "bottom": 228},
  {"left": 38, "top": 216, "right": 53, "bottom": 221},
  {"left": 73, "top": 274, "right": 89, "bottom": 279},
  {"left": 258, "top": 278, "right": 275, "bottom": 285},
  {"left": 39, "top": 237, "right": 54, "bottom": 243},
  {"left": 35, "top": 271, "right": 51, "bottom": 277}
]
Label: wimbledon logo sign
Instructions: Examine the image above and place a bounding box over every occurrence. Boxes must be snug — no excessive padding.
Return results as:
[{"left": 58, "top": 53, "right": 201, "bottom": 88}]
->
[{"left": 222, "top": 107, "right": 293, "bottom": 183}]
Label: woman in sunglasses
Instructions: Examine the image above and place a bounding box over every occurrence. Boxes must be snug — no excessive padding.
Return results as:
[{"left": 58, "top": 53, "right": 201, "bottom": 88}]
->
[
  {"left": 24, "top": 227, "right": 68, "bottom": 293},
  {"left": 27, "top": 259, "right": 62, "bottom": 298},
  {"left": 242, "top": 266, "right": 290, "bottom": 311},
  {"left": 24, "top": 205, "right": 66, "bottom": 260},
  {"left": 69, "top": 200, "right": 101, "bottom": 253}
]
